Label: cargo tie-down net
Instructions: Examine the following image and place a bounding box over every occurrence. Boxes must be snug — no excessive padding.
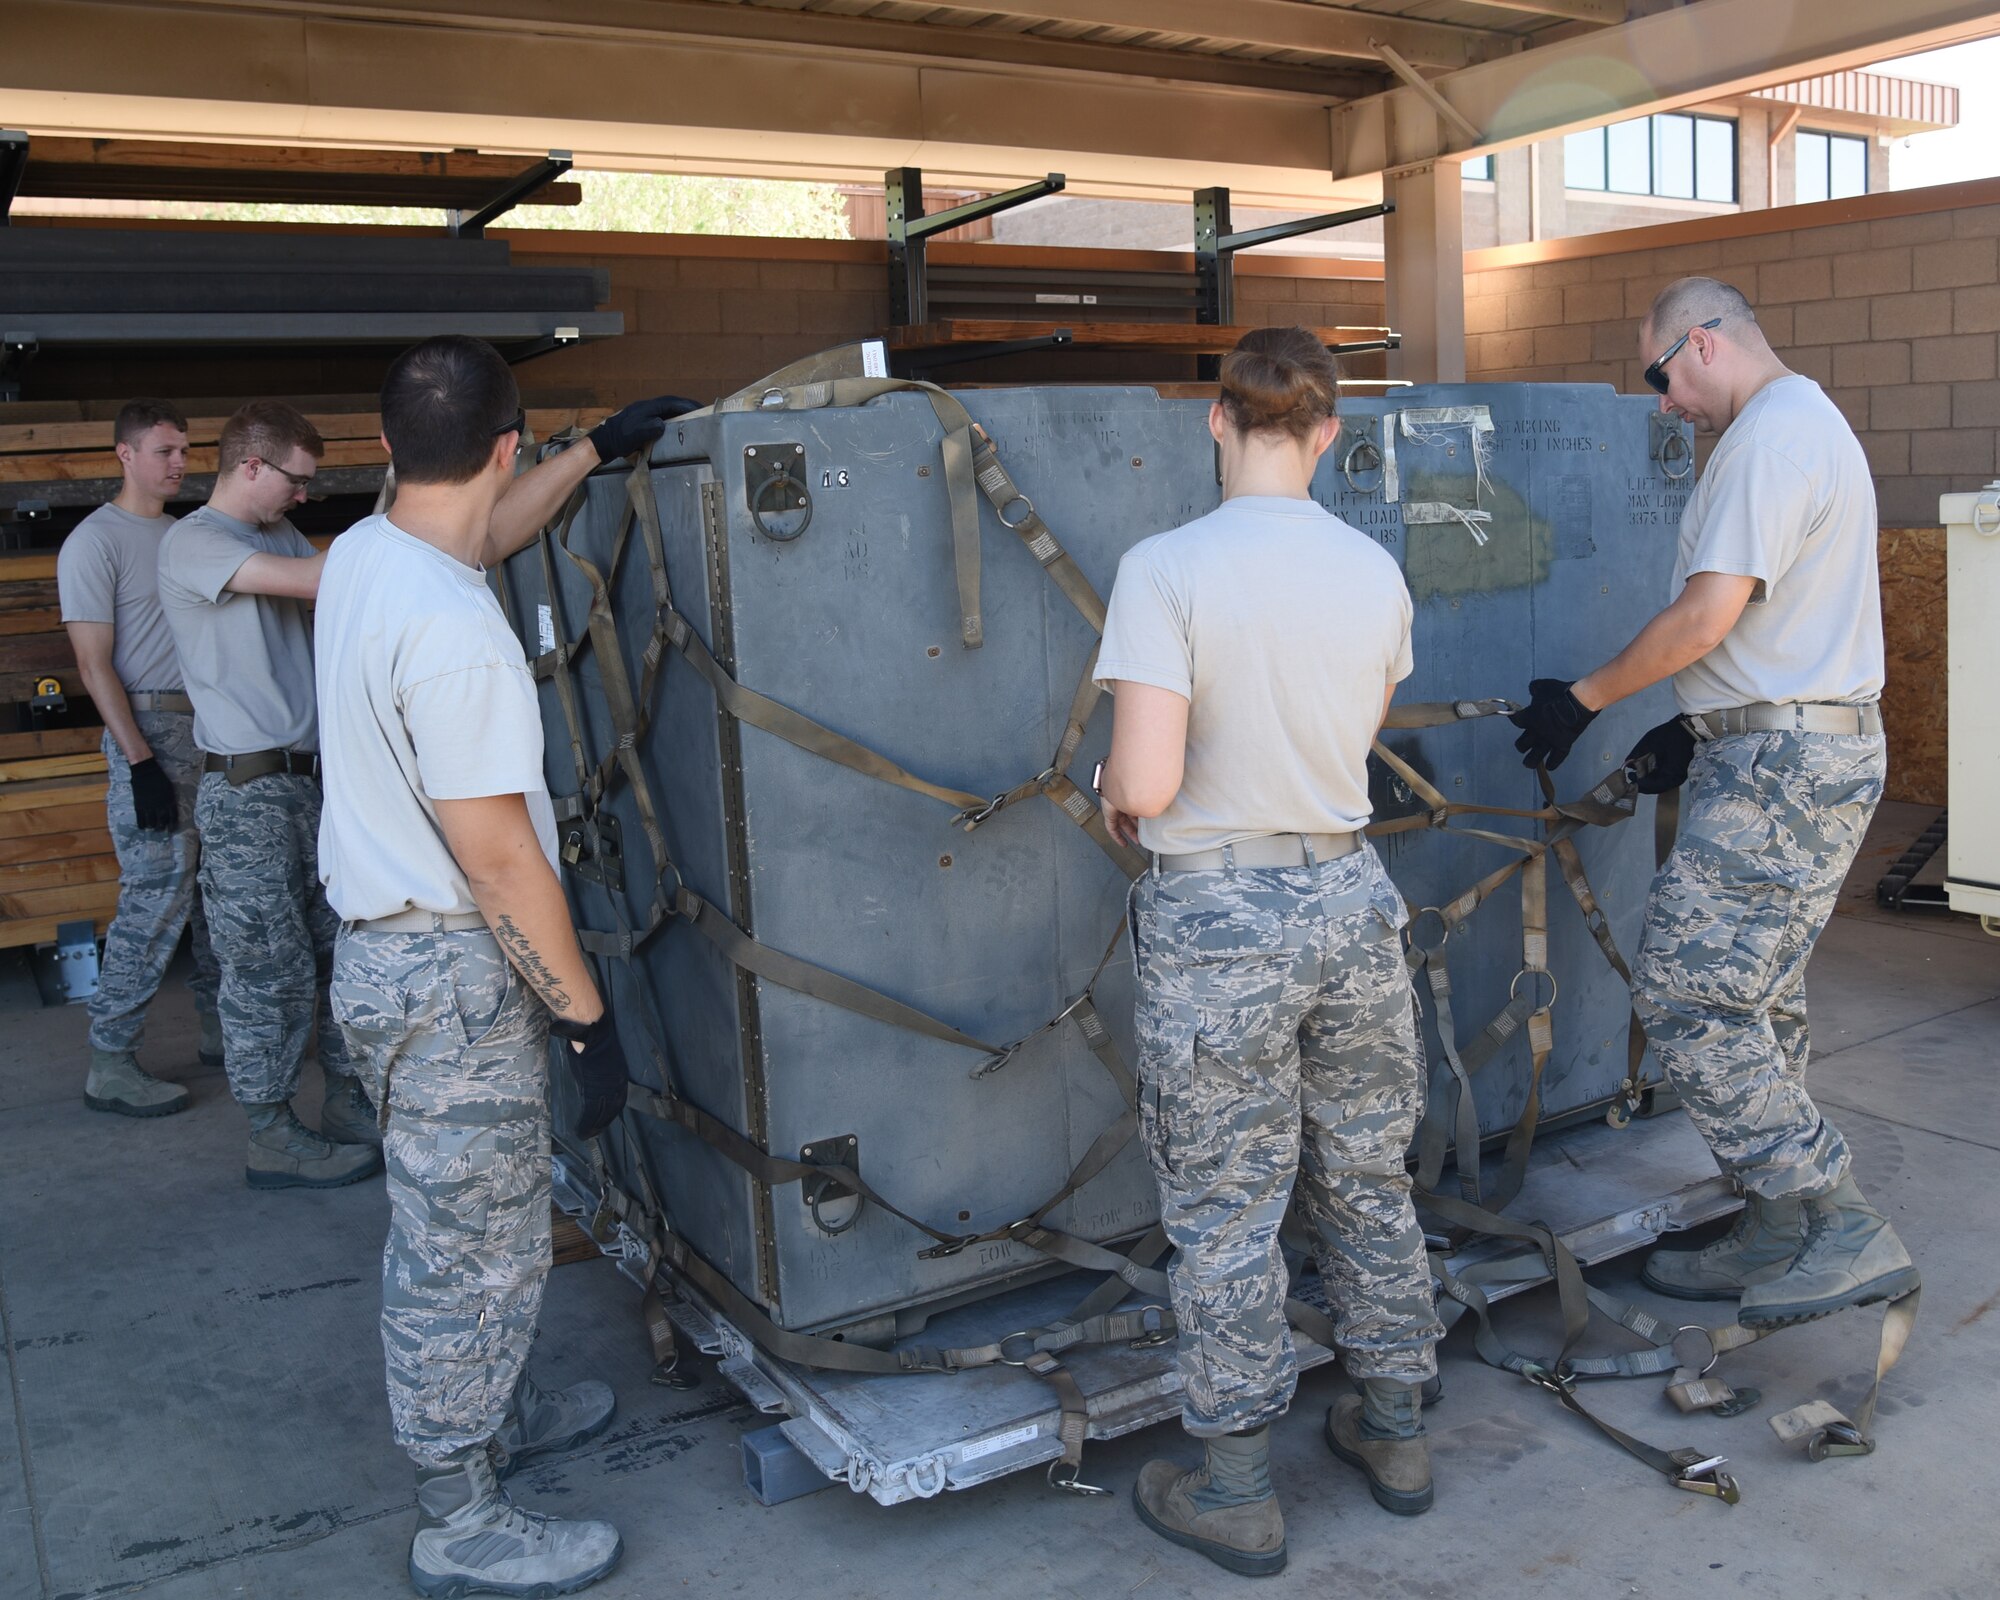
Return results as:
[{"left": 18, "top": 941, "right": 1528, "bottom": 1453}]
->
[{"left": 502, "top": 357, "right": 1912, "bottom": 1502}]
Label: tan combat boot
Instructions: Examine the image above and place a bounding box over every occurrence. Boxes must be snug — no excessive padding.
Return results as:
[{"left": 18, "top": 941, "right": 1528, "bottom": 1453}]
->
[
  {"left": 1325, "top": 1379, "right": 1432, "bottom": 1515},
  {"left": 318, "top": 1072, "right": 384, "bottom": 1148},
  {"left": 1737, "top": 1176, "right": 1920, "bottom": 1328},
  {"left": 1132, "top": 1426, "right": 1287, "bottom": 1577},
  {"left": 245, "top": 1102, "right": 382, "bottom": 1190},
  {"left": 84, "top": 1049, "right": 190, "bottom": 1118},
  {"left": 1642, "top": 1191, "right": 1806, "bottom": 1301},
  {"left": 409, "top": 1447, "right": 622, "bottom": 1598}
]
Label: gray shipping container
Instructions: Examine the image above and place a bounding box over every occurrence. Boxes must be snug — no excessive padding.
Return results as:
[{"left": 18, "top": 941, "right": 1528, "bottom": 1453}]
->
[{"left": 496, "top": 377, "right": 1690, "bottom": 1342}]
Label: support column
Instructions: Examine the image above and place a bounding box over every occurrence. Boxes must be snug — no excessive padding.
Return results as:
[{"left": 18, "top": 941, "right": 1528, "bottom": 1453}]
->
[
  {"left": 1383, "top": 159, "right": 1466, "bottom": 384},
  {"left": 1530, "top": 138, "right": 1568, "bottom": 242}
]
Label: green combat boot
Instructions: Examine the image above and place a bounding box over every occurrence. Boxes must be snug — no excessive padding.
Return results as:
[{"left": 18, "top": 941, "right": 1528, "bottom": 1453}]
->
[
  {"left": 1132, "top": 1426, "right": 1287, "bottom": 1578},
  {"left": 318, "top": 1072, "right": 384, "bottom": 1148},
  {"left": 1325, "top": 1378, "right": 1433, "bottom": 1516},
  {"left": 245, "top": 1102, "right": 382, "bottom": 1191},
  {"left": 1642, "top": 1191, "right": 1805, "bottom": 1301},
  {"left": 198, "top": 1011, "right": 224, "bottom": 1068},
  {"left": 409, "top": 1448, "right": 622, "bottom": 1599},
  {"left": 493, "top": 1372, "right": 617, "bottom": 1478},
  {"left": 84, "top": 1049, "right": 190, "bottom": 1118},
  {"left": 1737, "top": 1176, "right": 1920, "bottom": 1328}
]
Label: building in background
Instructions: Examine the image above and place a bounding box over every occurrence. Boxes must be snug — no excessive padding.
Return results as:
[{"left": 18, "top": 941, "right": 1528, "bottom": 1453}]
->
[{"left": 962, "top": 67, "right": 1955, "bottom": 260}]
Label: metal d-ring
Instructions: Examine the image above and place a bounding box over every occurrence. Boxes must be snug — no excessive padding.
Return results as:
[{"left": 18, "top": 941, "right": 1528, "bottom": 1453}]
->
[
  {"left": 1405, "top": 905, "right": 1450, "bottom": 954},
  {"left": 1343, "top": 435, "right": 1384, "bottom": 492},
  {"left": 1048, "top": 1459, "right": 1111, "bottom": 1496},
  {"left": 1509, "top": 967, "right": 1559, "bottom": 1011},
  {"left": 749, "top": 467, "right": 812, "bottom": 540},
  {"left": 996, "top": 491, "right": 1036, "bottom": 530},
  {"left": 995, "top": 1331, "right": 1040, "bottom": 1367},
  {"left": 1671, "top": 1324, "right": 1721, "bottom": 1378}
]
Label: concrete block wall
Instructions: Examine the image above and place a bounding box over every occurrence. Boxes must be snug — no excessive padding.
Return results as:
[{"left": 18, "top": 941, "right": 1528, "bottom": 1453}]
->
[{"left": 1464, "top": 176, "right": 2000, "bottom": 525}]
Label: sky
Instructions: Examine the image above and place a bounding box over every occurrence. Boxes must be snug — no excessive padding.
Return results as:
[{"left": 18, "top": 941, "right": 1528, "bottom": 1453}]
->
[{"left": 1873, "top": 38, "right": 2000, "bottom": 190}]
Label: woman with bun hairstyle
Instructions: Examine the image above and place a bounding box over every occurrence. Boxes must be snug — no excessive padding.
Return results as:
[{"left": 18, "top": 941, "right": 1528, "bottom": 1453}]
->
[{"left": 1094, "top": 326, "right": 1443, "bottom": 1576}]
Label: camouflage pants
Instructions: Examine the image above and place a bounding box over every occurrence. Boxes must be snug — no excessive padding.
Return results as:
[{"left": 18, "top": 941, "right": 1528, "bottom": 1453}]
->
[
  {"left": 88, "top": 710, "right": 220, "bottom": 1053},
  {"left": 194, "top": 770, "right": 352, "bottom": 1107},
  {"left": 1133, "top": 844, "right": 1443, "bottom": 1438},
  {"left": 332, "top": 926, "right": 552, "bottom": 1469},
  {"left": 1634, "top": 730, "right": 1885, "bottom": 1200}
]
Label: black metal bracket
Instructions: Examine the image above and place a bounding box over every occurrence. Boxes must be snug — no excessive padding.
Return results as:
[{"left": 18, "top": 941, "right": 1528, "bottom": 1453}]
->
[
  {"left": 0, "top": 131, "right": 26, "bottom": 226},
  {"left": 1193, "top": 187, "right": 1395, "bottom": 378},
  {"left": 1877, "top": 809, "right": 1949, "bottom": 912},
  {"left": 449, "top": 150, "right": 574, "bottom": 238},
  {"left": 886, "top": 166, "right": 1066, "bottom": 326},
  {"left": 0, "top": 333, "right": 38, "bottom": 404},
  {"left": 893, "top": 329, "right": 1073, "bottom": 377},
  {"left": 800, "top": 1134, "right": 862, "bottom": 1236}
]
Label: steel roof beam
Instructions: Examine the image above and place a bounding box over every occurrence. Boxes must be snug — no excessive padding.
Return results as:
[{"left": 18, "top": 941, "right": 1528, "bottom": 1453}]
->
[{"left": 1331, "top": 0, "right": 2000, "bottom": 176}]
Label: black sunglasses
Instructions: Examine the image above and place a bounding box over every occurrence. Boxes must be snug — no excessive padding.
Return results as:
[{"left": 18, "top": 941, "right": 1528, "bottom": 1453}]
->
[
  {"left": 1643, "top": 317, "right": 1721, "bottom": 395},
  {"left": 490, "top": 410, "right": 527, "bottom": 438}
]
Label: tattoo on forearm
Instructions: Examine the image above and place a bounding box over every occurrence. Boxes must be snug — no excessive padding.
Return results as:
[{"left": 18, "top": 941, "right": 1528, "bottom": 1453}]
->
[{"left": 493, "top": 914, "right": 574, "bottom": 1014}]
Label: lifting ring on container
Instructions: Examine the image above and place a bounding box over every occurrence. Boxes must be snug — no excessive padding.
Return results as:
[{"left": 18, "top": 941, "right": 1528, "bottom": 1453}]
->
[
  {"left": 1657, "top": 429, "right": 1694, "bottom": 483},
  {"left": 1670, "top": 1324, "right": 1722, "bottom": 1378},
  {"left": 1405, "top": 905, "right": 1451, "bottom": 955},
  {"left": 1343, "top": 435, "right": 1385, "bottom": 493},
  {"left": 1509, "top": 967, "right": 1559, "bottom": 1011},
  {"left": 1974, "top": 492, "right": 2000, "bottom": 536},
  {"left": 906, "top": 1455, "right": 950, "bottom": 1498},
  {"left": 750, "top": 468, "right": 813, "bottom": 541}
]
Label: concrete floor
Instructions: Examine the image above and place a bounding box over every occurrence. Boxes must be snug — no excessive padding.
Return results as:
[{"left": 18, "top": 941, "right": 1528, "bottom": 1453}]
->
[{"left": 2, "top": 800, "right": 1996, "bottom": 1600}]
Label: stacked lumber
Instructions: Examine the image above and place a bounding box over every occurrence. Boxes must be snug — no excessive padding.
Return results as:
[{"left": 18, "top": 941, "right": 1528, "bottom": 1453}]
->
[
  {"left": 0, "top": 727, "right": 116, "bottom": 950},
  {"left": 0, "top": 554, "right": 75, "bottom": 706},
  {"left": 0, "top": 406, "right": 610, "bottom": 512}
]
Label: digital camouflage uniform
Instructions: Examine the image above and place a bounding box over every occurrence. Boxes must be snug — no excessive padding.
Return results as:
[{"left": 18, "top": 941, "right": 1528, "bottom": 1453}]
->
[
  {"left": 1133, "top": 844, "right": 1443, "bottom": 1438},
  {"left": 90, "top": 710, "right": 219, "bottom": 1053},
  {"left": 195, "top": 770, "right": 354, "bottom": 1106},
  {"left": 331, "top": 924, "right": 552, "bottom": 1468},
  {"left": 1634, "top": 728, "right": 1884, "bottom": 1200}
]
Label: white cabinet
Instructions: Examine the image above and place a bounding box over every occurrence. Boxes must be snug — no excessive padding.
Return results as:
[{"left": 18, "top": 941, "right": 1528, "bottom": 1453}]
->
[{"left": 1937, "top": 484, "right": 2000, "bottom": 934}]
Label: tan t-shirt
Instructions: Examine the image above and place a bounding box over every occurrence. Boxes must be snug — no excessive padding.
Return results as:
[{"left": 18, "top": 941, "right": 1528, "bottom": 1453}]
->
[
  {"left": 1095, "top": 494, "right": 1413, "bottom": 855},
  {"left": 1671, "top": 373, "right": 1885, "bottom": 715},
  {"left": 158, "top": 506, "right": 320, "bottom": 756},
  {"left": 316, "top": 515, "right": 558, "bottom": 922},
  {"left": 56, "top": 504, "right": 184, "bottom": 693}
]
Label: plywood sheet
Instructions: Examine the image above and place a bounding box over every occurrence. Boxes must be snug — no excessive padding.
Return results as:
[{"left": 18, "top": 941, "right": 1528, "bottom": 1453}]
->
[{"left": 1879, "top": 526, "right": 1947, "bottom": 808}]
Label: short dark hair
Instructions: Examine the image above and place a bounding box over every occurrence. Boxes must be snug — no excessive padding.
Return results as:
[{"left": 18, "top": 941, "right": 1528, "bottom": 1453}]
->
[
  {"left": 113, "top": 398, "right": 188, "bottom": 448},
  {"left": 218, "top": 400, "right": 325, "bottom": 475},
  {"left": 379, "top": 336, "right": 521, "bottom": 486}
]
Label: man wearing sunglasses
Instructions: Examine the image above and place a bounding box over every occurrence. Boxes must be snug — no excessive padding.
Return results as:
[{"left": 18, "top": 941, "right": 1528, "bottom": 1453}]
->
[
  {"left": 159, "top": 400, "right": 385, "bottom": 1191},
  {"left": 1508, "top": 277, "right": 1915, "bottom": 1332}
]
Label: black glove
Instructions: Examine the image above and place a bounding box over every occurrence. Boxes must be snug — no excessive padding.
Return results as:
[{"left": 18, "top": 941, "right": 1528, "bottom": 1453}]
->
[
  {"left": 1625, "top": 716, "right": 1697, "bottom": 794},
  {"left": 128, "top": 757, "right": 179, "bottom": 833},
  {"left": 558, "top": 1012, "right": 630, "bottom": 1141},
  {"left": 588, "top": 394, "right": 701, "bottom": 462},
  {"left": 1509, "top": 678, "right": 1599, "bottom": 772}
]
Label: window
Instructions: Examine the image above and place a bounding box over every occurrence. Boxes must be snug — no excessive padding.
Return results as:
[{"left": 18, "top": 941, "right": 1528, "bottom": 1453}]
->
[
  {"left": 1565, "top": 113, "right": 1737, "bottom": 203},
  {"left": 1796, "top": 130, "right": 1869, "bottom": 204},
  {"left": 1462, "top": 154, "right": 1493, "bottom": 181}
]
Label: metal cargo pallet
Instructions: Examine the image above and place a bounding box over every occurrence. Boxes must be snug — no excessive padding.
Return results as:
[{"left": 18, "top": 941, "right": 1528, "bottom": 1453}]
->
[{"left": 558, "top": 1113, "right": 1735, "bottom": 1507}]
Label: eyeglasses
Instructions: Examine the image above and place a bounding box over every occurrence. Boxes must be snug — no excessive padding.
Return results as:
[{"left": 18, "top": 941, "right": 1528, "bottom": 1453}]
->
[
  {"left": 490, "top": 410, "right": 526, "bottom": 438},
  {"left": 1643, "top": 317, "right": 1721, "bottom": 395},
  {"left": 254, "top": 458, "right": 317, "bottom": 490}
]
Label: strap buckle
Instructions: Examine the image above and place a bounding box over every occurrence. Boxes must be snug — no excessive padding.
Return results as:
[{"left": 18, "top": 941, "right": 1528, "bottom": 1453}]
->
[
  {"left": 1671, "top": 1453, "right": 1741, "bottom": 1504},
  {"left": 1127, "top": 1306, "right": 1173, "bottom": 1351},
  {"left": 1046, "top": 1459, "right": 1110, "bottom": 1496},
  {"left": 1806, "top": 1421, "right": 1872, "bottom": 1462},
  {"left": 916, "top": 1234, "right": 978, "bottom": 1260},
  {"left": 1521, "top": 1362, "right": 1575, "bottom": 1397},
  {"left": 954, "top": 793, "right": 1010, "bottom": 830}
]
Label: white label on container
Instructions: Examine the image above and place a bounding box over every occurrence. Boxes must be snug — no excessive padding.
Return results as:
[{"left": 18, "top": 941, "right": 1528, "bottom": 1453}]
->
[
  {"left": 960, "top": 1423, "right": 1038, "bottom": 1463},
  {"left": 537, "top": 604, "right": 556, "bottom": 655},
  {"left": 861, "top": 339, "right": 889, "bottom": 379}
]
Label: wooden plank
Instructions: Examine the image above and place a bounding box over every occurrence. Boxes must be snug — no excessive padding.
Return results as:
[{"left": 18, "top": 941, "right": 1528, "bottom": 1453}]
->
[
  {"left": 27, "top": 139, "right": 578, "bottom": 181},
  {"left": 0, "top": 437, "right": 389, "bottom": 484},
  {"left": 0, "top": 828, "right": 116, "bottom": 869},
  {"left": 0, "top": 880, "right": 124, "bottom": 920},
  {"left": 0, "top": 406, "right": 607, "bottom": 455},
  {"left": 0, "top": 802, "right": 112, "bottom": 843},
  {"left": 0, "top": 752, "right": 106, "bottom": 783},
  {"left": 889, "top": 320, "right": 1392, "bottom": 352},
  {"left": 0, "top": 854, "right": 120, "bottom": 892},
  {"left": 1879, "top": 526, "right": 1948, "bottom": 809},
  {"left": 0, "top": 609, "right": 63, "bottom": 637},
  {"left": 0, "top": 776, "right": 107, "bottom": 816},
  {"left": 0, "top": 728, "right": 104, "bottom": 760},
  {"left": 0, "top": 580, "right": 59, "bottom": 613},
  {"left": 0, "top": 907, "right": 115, "bottom": 951},
  {"left": 0, "top": 633, "right": 78, "bottom": 677},
  {"left": 0, "top": 556, "right": 59, "bottom": 583},
  {"left": 552, "top": 1213, "right": 602, "bottom": 1267}
]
